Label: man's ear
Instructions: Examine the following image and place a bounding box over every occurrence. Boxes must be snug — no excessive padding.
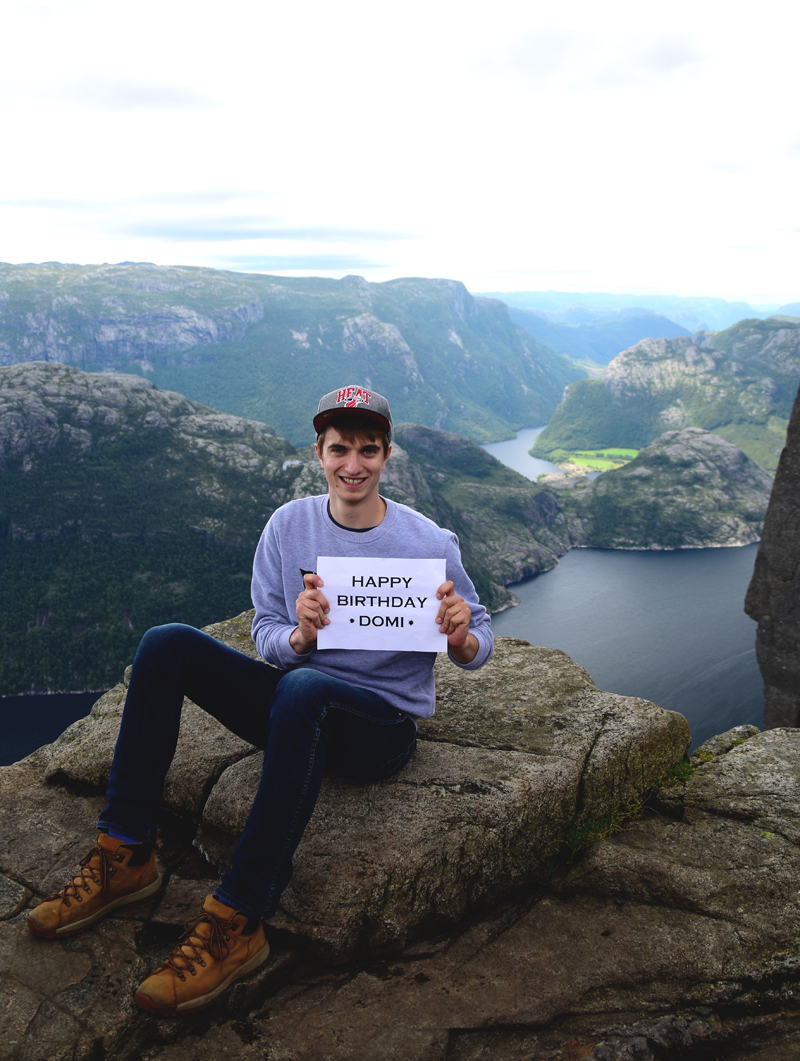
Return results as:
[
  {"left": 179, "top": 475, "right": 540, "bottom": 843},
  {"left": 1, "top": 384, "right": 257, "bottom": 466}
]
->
[
  {"left": 315, "top": 442, "right": 323, "bottom": 465},
  {"left": 383, "top": 444, "right": 392, "bottom": 468}
]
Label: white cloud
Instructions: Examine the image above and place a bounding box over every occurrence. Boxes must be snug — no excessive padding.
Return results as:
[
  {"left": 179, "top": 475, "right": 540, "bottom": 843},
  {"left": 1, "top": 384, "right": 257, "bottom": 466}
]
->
[
  {"left": 54, "top": 79, "right": 219, "bottom": 110},
  {"left": 0, "top": 0, "right": 797, "bottom": 302}
]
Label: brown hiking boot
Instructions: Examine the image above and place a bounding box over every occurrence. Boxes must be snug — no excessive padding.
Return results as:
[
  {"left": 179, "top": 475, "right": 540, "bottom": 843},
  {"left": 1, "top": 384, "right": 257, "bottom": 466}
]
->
[
  {"left": 134, "top": 894, "right": 270, "bottom": 1017},
  {"left": 27, "top": 832, "right": 162, "bottom": 939}
]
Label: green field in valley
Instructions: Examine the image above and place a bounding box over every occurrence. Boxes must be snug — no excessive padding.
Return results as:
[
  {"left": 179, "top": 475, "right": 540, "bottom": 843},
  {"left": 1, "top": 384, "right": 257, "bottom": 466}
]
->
[{"left": 533, "top": 447, "right": 639, "bottom": 471}]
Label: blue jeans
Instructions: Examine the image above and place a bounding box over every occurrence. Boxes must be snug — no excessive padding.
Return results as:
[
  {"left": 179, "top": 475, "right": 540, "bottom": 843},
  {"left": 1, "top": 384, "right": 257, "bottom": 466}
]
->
[{"left": 97, "top": 624, "right": 417, "bottom": 920}]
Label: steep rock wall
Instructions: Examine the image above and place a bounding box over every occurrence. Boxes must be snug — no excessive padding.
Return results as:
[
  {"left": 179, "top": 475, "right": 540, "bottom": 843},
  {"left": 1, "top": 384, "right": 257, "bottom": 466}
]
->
[{"left": 745, "top": 383, "right": 800, "bottom": 726}]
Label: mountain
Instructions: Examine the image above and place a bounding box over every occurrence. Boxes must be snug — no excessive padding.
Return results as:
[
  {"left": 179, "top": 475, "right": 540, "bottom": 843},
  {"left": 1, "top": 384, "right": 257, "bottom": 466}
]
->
[
  {"left": 0, "top": 363, "right": 574, "bottom": 694},
  {"left": 555, "top": 428, "right": 772, "bottom": 550},
  {"left": 532, "top": 316, "right": 800, "bottom": 472},
  {"left": 476, "top": 290, "right": 782, "bottom": 332},
  {"left": 2, "top": 360, "right": 775, "bottom": 694},
  {"left": 0, "top": 263, "right": 584, "bottom": 446},
  {"left": 0, "top": 362, "right": 296, "bottom": 693},
  {"left": 506, "top": 306, "right": 691, "bottom": 365}
]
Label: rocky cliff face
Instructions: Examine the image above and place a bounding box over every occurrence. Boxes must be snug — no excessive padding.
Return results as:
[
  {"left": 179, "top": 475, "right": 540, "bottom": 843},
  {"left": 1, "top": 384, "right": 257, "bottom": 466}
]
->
[
  {"left": 0, "top": 363, "right": 574, "bottom": 691},
  {"left": 557, "top": 427, "right": 773, "bottom": 550},
  {"left": 0, "top": 263, "right": 582, "bottom": 445},
  {"left": 0, "top": 360, "right": 295, "bottom": 543},
  {"left": 4, "top": 616, "right": 800, "bottom": 1060},
  {"left": 0, "top": 262, "right": 264, "bottom": 369},
  {"left": 534, "top": 316, "right": 800, "bottom": 471},
  {"left": 0, "top": 362, "right": 299, "bottom": 691},
  {"left": 745, "top": 383, "right": 800, "bottom": 728},
  {"left": 2, "top": 362, "right": 775, "bottom": 694}
]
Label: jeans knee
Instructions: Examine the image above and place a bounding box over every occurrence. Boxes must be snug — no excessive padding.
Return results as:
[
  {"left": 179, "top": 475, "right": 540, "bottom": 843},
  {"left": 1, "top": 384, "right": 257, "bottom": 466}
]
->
[
  {"left": 135, "top": 624, "right": 196, "bottom": 670},
  {"left": 270, "top": 669, "right": 330, "bottom": 729}
]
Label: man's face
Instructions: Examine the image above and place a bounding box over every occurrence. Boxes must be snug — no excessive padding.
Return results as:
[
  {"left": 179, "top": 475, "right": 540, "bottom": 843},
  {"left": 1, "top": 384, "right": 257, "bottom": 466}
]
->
[{"left": 315, "top": 426, "right": 391, "bottom": 506}]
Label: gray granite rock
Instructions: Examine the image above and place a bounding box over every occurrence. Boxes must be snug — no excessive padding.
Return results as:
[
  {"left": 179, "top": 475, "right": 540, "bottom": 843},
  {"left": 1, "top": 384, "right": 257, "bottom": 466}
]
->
[
  {"left": 143, "top": 728, "right": 800, "bottom": 1061},
  {"left": 746, "top": 382, "right": 800, "bottom": 727},
  {"left": 44, "top": 658, "right": 259, "bottom": 822},
  {"left": 11, "top": 618, "right": 796, "bottom": 1061},
  {"left": 690, "top": 722, "right": 760, "bottom": 764},
  {"left": 200, "top": 739, "right": 579, "bottom": 962},
  {"left": 196, "top": 638, "right": 688, "bottom": 962}
]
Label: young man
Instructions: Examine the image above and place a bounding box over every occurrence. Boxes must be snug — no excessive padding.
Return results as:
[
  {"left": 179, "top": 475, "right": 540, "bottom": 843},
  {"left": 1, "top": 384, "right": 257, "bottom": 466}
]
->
[{"left": 27, "top": 386, "right": 493, "bottom": 1016}]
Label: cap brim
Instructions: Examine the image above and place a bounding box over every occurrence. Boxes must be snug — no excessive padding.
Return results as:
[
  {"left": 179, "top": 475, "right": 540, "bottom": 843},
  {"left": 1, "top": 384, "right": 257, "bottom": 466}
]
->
[{"left": 313, "top": 408, "right": 391, "bottom": 435}]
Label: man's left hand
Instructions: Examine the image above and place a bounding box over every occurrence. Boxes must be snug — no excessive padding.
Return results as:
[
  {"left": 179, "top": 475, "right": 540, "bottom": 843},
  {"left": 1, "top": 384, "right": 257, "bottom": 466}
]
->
[{"left": 435, "top": 581, "right": 478, "bottom": 664}]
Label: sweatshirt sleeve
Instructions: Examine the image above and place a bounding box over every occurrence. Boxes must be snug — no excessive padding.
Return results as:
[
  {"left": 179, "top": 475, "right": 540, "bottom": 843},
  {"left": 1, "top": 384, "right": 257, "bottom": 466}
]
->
[
  {"left": 444, "top": 534, "right": 494, "bottom": 670},
  {"left": 250, "top": 514, "right": 306, "bottom": 670}
]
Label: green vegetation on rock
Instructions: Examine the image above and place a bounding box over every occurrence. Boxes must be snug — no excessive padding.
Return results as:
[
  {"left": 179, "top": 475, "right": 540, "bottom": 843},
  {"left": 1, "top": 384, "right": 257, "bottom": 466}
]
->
[
  {"left": 0, "top": 362, "right": 296, "bottom": 692},
  {"left": 0, "top": 363, "right": 574, "bottom": 693},
  {"left": 559, "top": 428, "right": 773, "bottom": 550},
  {"left": 532, "top": 318, "right": 800, "bottom": 471},
  {"left": 0, "top": 262, "right": 584, "bottom": 446},
  {"left": 535, "top": 447, "right": 638, "bottom": 471}
]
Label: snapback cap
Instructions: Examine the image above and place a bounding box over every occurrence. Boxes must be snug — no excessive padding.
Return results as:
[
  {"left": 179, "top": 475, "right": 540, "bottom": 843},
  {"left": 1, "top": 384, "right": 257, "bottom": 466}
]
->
[{"left": 314, "top": 385, "right": 393, "bottom": 442}]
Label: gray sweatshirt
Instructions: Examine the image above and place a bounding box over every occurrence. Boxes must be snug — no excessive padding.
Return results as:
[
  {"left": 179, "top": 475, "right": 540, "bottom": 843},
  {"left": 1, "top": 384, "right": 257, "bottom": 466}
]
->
[{"left": 251, "top": 495, "right": 493, "bottom": 718}]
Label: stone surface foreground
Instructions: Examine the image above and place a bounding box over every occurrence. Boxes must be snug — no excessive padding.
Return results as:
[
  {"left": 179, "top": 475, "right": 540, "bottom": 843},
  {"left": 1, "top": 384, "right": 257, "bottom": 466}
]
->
[
  {"left": 41, "top": 614, "right": 687, "bottom": 961},
  {"left": 0, "top": 614, "right": 693, "bottom": 1059},
  {"left": 6, "top": 723, "right": 800, "bottom": 1060}
]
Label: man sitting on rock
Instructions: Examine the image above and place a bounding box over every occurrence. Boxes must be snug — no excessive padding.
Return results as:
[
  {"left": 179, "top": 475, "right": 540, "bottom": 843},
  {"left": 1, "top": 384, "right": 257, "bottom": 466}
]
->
[{"left": 27, "top": 385, "right": 493, "bottom": 1016}]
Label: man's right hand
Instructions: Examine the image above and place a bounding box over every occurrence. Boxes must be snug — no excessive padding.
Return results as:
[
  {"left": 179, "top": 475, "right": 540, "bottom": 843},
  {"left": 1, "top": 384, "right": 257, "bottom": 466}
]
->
[{"left": 290, "top": 573, "right": 330, "bottom": 654}]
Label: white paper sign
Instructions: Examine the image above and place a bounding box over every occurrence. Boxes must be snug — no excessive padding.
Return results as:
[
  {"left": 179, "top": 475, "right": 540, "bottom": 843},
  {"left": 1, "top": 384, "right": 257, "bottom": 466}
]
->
[{"left": 316, "top": 556, "right": 447, "bottom": 653}]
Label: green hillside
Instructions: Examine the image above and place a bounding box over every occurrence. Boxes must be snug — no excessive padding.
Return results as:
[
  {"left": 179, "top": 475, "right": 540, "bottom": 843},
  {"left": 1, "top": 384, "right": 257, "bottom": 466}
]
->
[
  {"left": 0, "top": 363, "right": 297, "bottom": 692},
  {"left": 0, "top": 363, "right": 573, "bottom": 693},
  {"left": 558, "top": 428, "right": 772, "bottom": 550},
  {"left": 532, "top": 318, "right": 800, "bottom": 472},
  {"left": 0, "top": 263, "right": 584, "bottom": 446}
]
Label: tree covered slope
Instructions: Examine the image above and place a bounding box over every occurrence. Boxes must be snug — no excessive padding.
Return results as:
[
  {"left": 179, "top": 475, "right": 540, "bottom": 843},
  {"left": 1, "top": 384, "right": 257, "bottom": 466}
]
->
[
  {"left": 0, "top": 263, "right": 583, "bottom": 446},
  {"left": 0, "top": 363, "right": 573, "bottom": 693},
  {"left": 557, "top": 428, "right": 773, "bottom": 550},
  {"left": 532, "top": 317, "right": 800, "bottom": 471}
]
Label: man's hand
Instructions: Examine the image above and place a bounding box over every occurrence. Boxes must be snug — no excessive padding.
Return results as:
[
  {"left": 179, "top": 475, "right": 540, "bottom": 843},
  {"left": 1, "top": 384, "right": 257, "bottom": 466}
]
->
[
  {"left": 290, "top": 573, "right": 330, "bottom": 655},
  {"left": 435, "top": 581, "right": 478, "bottom": 664}
]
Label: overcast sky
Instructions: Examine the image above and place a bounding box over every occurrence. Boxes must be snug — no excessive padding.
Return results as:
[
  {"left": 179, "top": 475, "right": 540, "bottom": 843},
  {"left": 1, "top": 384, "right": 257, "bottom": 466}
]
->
[{"left": 3, "top": 0, "right": 798, "bottom": 303}]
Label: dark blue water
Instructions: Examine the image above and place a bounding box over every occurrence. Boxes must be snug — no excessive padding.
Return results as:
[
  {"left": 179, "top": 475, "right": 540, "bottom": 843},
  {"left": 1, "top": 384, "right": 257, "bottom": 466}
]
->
[
  {"left": 0, "top": 431, "right": 764, "bottom": 764},
  {"left": 1, "top": 691, "right": 102, "bottom": 767},
  {"left": 483, "top": 431, "right": 762, "bottom": 749},
  {"left": 481, "top": 426, "right": 562, "bottom": 478}
]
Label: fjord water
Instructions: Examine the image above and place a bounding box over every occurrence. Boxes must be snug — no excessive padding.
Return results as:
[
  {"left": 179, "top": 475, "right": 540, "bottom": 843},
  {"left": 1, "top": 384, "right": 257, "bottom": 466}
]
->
[
  {"left": 483, "top": 430, "right": 763, "bottom": 749},
  {"left": 1, "top": 691, "right": 100, "bottom": 767},
  {"left": 0, "top": 429, "right": 762, "bottom": 765}
]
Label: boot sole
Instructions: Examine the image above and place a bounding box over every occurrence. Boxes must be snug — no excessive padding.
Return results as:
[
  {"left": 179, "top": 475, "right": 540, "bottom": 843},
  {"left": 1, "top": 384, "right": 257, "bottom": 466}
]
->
[
  {"left": 27, "top": 873, "right": 164, "bottom": 939},
  {"left": 134, "top": 940, "right": 271, "bottom": 1017}
]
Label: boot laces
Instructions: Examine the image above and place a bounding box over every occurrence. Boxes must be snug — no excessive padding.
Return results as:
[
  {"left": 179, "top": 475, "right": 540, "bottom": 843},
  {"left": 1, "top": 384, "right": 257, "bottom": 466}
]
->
[
  {"left": 46, "top": 843, "right": 121, "bottom": 906},
  {"left": 164, "top": 910, "right": 240, "bottom": 981}
]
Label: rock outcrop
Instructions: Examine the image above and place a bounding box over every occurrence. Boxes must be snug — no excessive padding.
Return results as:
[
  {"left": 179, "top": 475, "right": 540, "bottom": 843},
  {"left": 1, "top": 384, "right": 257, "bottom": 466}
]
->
[
  {"left": 559, "top": 427, "right": 773, "bottom": 549},
  {"left": 0, "top": 262, "right": 582, "bottom": 446},
  {"left": 533, "top": 316, "right": 800, "bottom": 471},
  {"left": 0, "top": 263, "right": 264, "bottom": 370},
  {"left": 36, "top": 616, "right": 689, "bottom": 964},
  {"left": 0, "top": 364, "right": 575, "bottom": 691},
  {"left": 5, "top": 629, "right": 800, "bottom": 1058},
  {"left": 746, "top": 383, "right": 800, "bottom": 727},
  {"left": 0, "top": 362, "right": 296, "bottom": 693},
  {"left": 0, "top": 616, "right": 695, "bottom": 1059}
]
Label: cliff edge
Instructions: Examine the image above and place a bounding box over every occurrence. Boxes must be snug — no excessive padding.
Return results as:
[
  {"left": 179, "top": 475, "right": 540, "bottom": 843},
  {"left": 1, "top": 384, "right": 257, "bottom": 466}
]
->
[
  {"left": 746, "top": 382, "right": 800, "bottom": 727},
  {"left": 4, "top": 616, "right": 800, "bottom": 1057}
]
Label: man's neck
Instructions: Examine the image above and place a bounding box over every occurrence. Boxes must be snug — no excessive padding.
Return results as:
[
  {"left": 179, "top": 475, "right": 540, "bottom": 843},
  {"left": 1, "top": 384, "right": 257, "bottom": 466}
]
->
[{"left": 327, "top": 492, "right": 386, "bottom": 530}]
